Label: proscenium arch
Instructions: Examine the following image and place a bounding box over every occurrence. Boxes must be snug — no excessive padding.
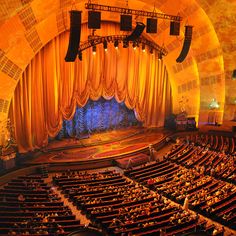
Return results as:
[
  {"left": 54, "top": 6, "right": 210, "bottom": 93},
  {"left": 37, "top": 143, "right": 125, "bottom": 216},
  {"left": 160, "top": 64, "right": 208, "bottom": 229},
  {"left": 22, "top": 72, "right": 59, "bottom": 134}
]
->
[{"left": 0, "top": 0, "right": 226, "bottom": 138}]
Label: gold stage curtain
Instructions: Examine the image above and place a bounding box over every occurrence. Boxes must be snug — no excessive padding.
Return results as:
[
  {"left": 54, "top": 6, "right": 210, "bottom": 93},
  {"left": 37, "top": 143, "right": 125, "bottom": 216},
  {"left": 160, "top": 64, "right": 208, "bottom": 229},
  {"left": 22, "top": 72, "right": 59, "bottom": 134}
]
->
[{"left": 10, "top": 23, "right": 172, "bottom": 153}]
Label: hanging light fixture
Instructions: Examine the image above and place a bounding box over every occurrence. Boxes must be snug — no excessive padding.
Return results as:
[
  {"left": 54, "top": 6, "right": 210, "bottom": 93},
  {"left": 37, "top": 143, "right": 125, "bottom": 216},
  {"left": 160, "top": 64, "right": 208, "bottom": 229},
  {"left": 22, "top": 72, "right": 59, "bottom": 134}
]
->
[
  {"left": 158, "top": 52, "right": 163, "bottom": 60},
  {"left": 150, "top": 47, "right": 153, "bottom": 54},
  {"left": 114, "top": 40, "right": 119, "bottom": 49},
  {"left": 142, "top": 43, "right": 145, "bottom": 52},
  {"left": 92, "top": 45, "right": 96, "bottom": 54},
  {"left": 103, "top": 39, "right": 108, "bottom": 51},
  {"left": 123, "top": 39, "right": 129, "bottom": 48}
]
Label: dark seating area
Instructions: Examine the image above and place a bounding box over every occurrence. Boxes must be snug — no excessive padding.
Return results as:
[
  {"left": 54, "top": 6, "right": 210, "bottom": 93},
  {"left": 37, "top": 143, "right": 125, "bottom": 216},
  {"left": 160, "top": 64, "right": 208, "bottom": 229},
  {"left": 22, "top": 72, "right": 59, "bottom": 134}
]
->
[
  {"left": 166, "top": 134, "right": 236, "bottom": 184},
  {"left": 125, "top": 133, "right": 236, "bottom": 231},
  {"left": 0, "top": 132, "right": 235, "bottom": 236},
  {"left": 0, "top": 175, "right": 82, "bottom": 235},
  {"left": 188, "top": 134, "right": 236, "bottom": 155},
  {"left": 53, "top": 170, "right": 209, "bottom": 236}
]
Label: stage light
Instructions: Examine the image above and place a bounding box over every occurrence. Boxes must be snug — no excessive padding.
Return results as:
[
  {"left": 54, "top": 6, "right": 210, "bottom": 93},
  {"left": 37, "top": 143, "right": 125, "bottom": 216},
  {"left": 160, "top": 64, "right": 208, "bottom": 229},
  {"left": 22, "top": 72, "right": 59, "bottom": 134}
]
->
[
  {"left": 78, "top": 51, "right": 82, "bottom": 61},
  {"left": 103, "top": 40, "right": 108, "bottom": 51},
  {"left": 150, "top": 47, "right": 153, "bottom": 54},
  {"left": 158, "top": 52, "right": 163, "bottom": 60},
  {"left": 114, "top": 40, "right": 119, "bottom": 49},
  {"left": 133, "top": 41, "right": 137, "bottom": 50},
  {"left": 123, "top": 40, "right": 129, "bottom": 48},
  {"left": 92, "top": 45, "right": 96, "bottom": 55},
  {"left": 142, "top": 43, "right": 145, "bottom": 52}
]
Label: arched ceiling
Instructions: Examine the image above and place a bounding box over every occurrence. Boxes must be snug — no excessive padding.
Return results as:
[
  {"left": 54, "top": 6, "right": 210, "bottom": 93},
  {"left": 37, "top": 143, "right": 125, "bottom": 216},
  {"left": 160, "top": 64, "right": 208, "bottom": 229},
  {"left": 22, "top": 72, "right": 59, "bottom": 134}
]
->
[{"left": 0, "top": 0, "right": 235, "bottom": 128}]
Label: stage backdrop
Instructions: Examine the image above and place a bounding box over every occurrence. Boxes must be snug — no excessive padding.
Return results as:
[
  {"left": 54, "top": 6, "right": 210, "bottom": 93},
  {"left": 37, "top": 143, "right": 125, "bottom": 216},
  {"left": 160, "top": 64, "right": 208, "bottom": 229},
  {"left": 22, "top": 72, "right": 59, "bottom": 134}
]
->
[
  {"left": 56, "top": 97, "right": 141, "bottom": 139},
  {"left": 10, "top": 23, "right": 172, "bottom": 153}
]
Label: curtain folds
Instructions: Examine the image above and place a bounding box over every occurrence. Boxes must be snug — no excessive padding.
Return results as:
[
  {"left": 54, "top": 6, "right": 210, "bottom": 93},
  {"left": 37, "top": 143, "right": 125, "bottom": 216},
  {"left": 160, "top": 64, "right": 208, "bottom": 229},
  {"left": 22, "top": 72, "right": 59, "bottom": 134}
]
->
[{"left": 11, "top": 23, "right": 172, "bottom": 153}]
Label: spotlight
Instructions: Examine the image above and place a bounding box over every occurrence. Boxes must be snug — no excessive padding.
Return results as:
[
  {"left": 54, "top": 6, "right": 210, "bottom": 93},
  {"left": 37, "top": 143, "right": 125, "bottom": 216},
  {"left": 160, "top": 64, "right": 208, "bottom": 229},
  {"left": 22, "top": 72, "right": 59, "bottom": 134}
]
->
[
  {"left": 92, "top": 45, "right": 96, "bottom": 55},
  {"left": 78, "top": 51, "right": 82, "bottom": 61},
  {"left": 133, "top": 41, "right": 137, "bottom": 50},
  {"left": 142, "top": 43, "right": 145, "bottom": 52},
  {"left": 150, "top": 47, "right": 153, "bottom": 54},
  {"left": 123, "top": 40, "right": 129, "bottom": 48},
  {"left": 103, "top": 40, "right": 108, "bottom": 51},
  {"left": 114, "top": 40, "right": 119, "bottom": 49}
]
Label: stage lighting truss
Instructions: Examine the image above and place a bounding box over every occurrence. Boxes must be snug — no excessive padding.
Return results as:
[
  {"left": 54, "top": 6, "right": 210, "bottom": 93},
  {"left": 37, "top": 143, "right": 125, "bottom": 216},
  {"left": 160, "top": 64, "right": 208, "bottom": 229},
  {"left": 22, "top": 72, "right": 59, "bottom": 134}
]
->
[
  {"left": 78, "top": 35, "right": 167, "bottom": 58},
  {"left": 85, "top": 2, "right": 182, "bottom": 22}
]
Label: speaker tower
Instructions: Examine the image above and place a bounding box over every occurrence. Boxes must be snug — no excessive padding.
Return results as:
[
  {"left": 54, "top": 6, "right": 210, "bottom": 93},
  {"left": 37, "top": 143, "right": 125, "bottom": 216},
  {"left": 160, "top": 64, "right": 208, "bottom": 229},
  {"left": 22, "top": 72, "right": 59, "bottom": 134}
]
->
[
  {"left": 176, "top": 25, "right": 193, "bottom": 63},
  {"left": 65, "top": 11, "right": 82, "bottom": 62}
]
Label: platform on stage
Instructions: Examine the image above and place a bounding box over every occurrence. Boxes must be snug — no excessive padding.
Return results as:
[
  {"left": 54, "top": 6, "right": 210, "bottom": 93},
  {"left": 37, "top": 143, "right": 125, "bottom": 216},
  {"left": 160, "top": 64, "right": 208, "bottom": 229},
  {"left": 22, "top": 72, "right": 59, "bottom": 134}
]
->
[{"left": 25, "top": 127, "right": 170, "bottom": 165}]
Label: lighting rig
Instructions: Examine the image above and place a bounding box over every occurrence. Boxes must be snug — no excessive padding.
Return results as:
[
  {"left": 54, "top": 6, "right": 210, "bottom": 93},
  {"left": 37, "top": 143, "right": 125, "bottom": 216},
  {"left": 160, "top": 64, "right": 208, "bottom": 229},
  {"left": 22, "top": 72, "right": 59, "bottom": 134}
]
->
[
  {"left": 85, "top": 2, "right": 182, "bottom": 22},
  {"left": 65, "top": 1, "right": 191, "bottom": 63},
  {"left": 77, "top": 34, "right": 167, "bottom": 60}
]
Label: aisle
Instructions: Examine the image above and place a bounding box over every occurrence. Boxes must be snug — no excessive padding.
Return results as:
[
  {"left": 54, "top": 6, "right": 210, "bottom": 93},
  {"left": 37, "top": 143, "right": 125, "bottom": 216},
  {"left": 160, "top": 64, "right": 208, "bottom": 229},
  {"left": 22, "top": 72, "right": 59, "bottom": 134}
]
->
[{"left": 46, "top": 175, "right": 91, "bottom": 225}]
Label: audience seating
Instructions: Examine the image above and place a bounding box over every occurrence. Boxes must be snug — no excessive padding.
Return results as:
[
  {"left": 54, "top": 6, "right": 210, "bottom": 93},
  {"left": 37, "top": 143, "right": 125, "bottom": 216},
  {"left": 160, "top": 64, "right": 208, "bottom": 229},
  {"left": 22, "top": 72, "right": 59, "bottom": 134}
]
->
[
  {"left": 0, "top": 175, "right": 82, "bottom": 235},
  {"left": 125, "top": 133, "right": 236, "bottom": 231},
  {"left": 1, "top": 131, "right": 234, "bottom": 235},
  {"left": 53, "top": 170, "right": 207, "bottom": 236}
]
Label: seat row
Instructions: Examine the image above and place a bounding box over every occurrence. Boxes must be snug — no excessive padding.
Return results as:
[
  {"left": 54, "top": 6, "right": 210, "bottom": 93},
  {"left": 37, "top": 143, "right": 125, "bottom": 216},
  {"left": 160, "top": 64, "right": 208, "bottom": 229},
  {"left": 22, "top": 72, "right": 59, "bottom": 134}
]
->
[
  {"left": 54, "top": 170, "right": 208, "bottom": 236},
  {"left": 1, "top": 175, "right": 82, "bottom": 235},
  {"left": 125, "top": 137, "right": 236, "bottom": 230}
]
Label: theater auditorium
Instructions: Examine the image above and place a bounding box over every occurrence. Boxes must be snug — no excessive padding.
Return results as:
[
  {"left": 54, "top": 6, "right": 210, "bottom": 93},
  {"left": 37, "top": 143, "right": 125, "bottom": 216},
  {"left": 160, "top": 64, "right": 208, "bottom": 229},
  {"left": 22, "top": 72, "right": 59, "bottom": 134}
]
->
[{"left": 0, "top": 0, "right": 235, "bottom": 235}]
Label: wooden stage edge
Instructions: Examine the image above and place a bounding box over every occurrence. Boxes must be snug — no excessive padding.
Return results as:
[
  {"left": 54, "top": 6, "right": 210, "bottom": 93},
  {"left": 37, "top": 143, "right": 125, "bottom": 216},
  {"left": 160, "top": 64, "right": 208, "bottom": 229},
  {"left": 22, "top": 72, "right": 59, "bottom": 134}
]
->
[
  {"left": 22, "top": 124, "right": 236, "bottom": 168},
  {"left": 23, "top": 127, "right": 171, "bottom": 167}
]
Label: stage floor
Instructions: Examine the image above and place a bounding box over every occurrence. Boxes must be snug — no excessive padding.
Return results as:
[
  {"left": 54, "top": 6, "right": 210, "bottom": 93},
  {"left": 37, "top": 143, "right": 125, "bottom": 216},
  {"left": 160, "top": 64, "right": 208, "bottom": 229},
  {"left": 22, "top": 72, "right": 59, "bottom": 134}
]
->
[{"left": 25, "top": 127, "right": 170, "bottom": 164}]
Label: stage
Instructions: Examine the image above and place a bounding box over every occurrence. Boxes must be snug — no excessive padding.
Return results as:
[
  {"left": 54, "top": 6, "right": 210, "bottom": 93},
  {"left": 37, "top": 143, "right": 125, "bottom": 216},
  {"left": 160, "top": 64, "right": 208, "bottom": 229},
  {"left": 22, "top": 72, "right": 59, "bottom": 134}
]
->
[{"left": 24, "top": 127, "right": 170, "bottom": 165}]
